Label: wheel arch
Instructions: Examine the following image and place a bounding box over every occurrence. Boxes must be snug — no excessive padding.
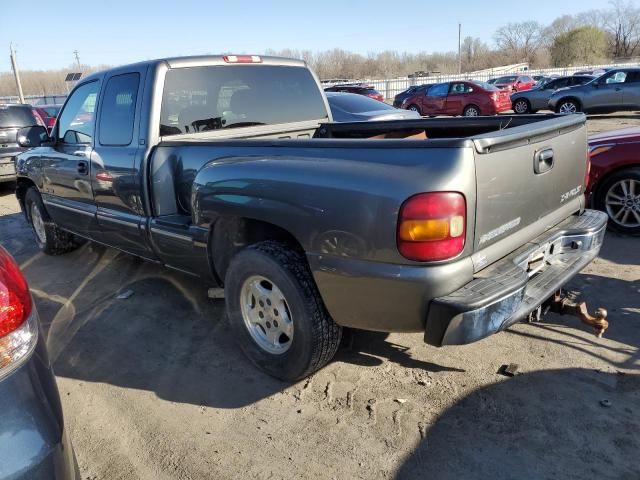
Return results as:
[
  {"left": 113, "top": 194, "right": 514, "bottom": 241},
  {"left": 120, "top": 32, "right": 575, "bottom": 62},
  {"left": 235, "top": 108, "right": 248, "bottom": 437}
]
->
[
  {"left": 15, "top": 177, "right": 38, "bottom": 215},
  {"left": 209, "top": 216, "right": 306, "bottom": 284}
]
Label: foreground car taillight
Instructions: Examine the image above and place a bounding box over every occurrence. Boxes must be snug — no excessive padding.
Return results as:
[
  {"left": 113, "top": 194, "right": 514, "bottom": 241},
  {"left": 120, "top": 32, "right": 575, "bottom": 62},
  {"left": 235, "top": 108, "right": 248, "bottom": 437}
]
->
[
  {"left": 397, "top": 192, "right": 466, "bottom": 261},
  {"left": 0, "top": 246, "right": 37, "bottom": 378}
]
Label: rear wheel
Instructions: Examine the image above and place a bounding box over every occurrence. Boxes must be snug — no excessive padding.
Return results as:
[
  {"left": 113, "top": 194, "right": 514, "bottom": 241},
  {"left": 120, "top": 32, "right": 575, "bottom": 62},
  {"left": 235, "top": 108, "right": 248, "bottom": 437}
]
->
[
  {"left": 407, "top": 104, "right": 421, "bottom": 115},
  {"left": 225, "top": 241, "right": 342, "bottom": 381},
  {"left": 595, "top": 168, "right": 640, "bottom": 235},
  {"left": 556, "top": 99, "right": 581, "bottom": 114},
  {"left": 24, "top": 188, "right": 84, "bottom": 255},
  {"left": 512, "top": 98, "right": 531, "bottom": 114},
  {"left": 463, "top": 105, "right": 481, "bottom": 116}
]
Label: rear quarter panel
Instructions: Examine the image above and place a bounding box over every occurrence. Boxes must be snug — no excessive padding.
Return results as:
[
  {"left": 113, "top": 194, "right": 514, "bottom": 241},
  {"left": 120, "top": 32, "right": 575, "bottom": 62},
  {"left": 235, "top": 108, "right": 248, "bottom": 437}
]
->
[{"left": 156, "top": 141, "right": 478, "bottom": 265}]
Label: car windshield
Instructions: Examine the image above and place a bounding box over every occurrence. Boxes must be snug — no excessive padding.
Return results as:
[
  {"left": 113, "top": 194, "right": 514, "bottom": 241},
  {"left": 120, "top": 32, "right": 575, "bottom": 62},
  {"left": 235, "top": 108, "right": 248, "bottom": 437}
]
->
[
  {"left": 471, "top": 81, "right": 498, "bottom": 91},
  {"left": 328, "top": 94, "right": 393, "bottom": 113},
  {"left": 495, "top": 76, "right": 518, "bottom": 83},
  {"left": 0, "top": 105, "right": 37, "bottom": 128}
]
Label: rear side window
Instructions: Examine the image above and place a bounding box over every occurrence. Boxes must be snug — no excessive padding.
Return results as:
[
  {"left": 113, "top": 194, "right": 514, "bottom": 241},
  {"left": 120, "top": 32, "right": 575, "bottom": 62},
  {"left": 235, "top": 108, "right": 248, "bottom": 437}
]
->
[
  {"left": 99, "top": 73, "right": 140, "bottom": 146},
  {"left": 160, "top": 65, "right": 328, "bottom": 135},
  {"left": 0, "top": 106, "right": 37, "bottom": 128}
]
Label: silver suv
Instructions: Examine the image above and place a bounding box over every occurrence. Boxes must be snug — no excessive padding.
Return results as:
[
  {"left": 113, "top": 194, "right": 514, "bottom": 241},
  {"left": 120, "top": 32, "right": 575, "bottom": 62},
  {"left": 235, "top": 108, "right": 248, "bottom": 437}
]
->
[{"left": 548, "top": 68, "right": 640, "bottom": 114}]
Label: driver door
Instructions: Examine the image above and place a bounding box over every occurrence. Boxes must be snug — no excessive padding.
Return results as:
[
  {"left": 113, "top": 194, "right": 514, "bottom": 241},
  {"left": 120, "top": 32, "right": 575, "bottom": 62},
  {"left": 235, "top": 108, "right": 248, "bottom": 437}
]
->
[
  {"left": 588, "top": 71, "right": 626, "bottom": 110},
  {"left": 422, "top": 83, "right": 449, "bottom": 115},
  {"left": 41, "top": 80, "right": 100, "bottom": 236}
]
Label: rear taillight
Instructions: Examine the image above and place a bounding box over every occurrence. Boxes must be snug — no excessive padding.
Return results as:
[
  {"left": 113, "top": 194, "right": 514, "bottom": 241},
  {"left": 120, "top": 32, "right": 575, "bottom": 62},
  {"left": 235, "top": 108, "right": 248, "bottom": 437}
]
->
[
  {"left": 397, "top": 192, "right": 466, "bottom": 261},
  {"left": 0, "top": 247, "right": 36, "bottom": 377}
]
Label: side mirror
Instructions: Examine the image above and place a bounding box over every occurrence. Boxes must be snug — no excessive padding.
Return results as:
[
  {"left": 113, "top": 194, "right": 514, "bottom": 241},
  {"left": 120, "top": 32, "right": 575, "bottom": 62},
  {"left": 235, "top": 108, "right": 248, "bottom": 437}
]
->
[{"left": 16, "top": 125, "right": 49, "bottom": 148}]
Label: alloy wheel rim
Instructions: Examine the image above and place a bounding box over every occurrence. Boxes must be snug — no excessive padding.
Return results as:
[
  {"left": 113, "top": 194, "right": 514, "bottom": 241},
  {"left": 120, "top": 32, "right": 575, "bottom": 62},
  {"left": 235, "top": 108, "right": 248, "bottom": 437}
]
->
[
  {"left": 240, "top": 275, "right": 293, "bottom": 354},
  {"left": 605, "top": 179, "right": 640, "bottom": 228},
  {"left": 30, "top": 203, "right": 46, "bottom": 243},
  {"left": 514, "top": 100, "right": 528, "bottom": 113},
  {"left": 465, "top": 107, "right": 479, "bottom": 116},
  {"left": 559, "top": 102, "right": 577, "bottom": 114}
]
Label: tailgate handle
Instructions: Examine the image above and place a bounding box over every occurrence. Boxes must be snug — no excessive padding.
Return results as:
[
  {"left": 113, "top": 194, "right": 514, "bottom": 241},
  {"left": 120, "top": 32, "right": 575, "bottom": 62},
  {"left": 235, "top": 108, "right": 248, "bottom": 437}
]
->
[{"left": 534, "top": 148, "right": 554, "bottom": 174}]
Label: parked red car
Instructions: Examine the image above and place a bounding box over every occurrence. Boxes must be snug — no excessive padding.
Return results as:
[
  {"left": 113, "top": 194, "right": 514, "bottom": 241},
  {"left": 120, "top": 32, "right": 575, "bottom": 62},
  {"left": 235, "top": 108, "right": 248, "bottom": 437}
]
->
[
  {"left": 492, "top": 75, "right": 536, "bottom": 92},
  {"left": 33, "top": 104, "right": 61, "bottom": 133},
  {"left": 400, "top": 81, "right": 511, "bottom": 116},
  {"left": 324, "top": 84, "right": 384, "bottom": 102},
  {"left": 588, "top": 128, "right": 640, "bottom": 234}
]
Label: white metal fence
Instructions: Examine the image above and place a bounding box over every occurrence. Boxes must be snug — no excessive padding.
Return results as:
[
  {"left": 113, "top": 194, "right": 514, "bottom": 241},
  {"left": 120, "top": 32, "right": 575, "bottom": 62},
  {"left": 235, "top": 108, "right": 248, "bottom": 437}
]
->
[{"left": 0, "top": 94, "right": 67, "bottom": 106}]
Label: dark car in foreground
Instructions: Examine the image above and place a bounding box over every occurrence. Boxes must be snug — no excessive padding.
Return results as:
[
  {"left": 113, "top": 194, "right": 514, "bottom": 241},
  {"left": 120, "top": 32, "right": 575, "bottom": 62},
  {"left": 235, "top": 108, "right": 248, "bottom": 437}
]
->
[
  {"left": 549, "top": 68, "right": 640, "bottom": 114},
  {"left": 511, "top": 75, "right": 594, "bottom": 114},
  {"left": 400, "top": 80, "right": 511, "bottom": 116},
  {"left": 33, "top": 105, "right": 62, "bottom": 133},
  {"left": 588, "top": 128, "right": 640, "bottom": 234},
  {"left": 0, "top": 104, "right": 41, "bottom": 183},
  {"left": 324, "top": 83, "right": 384, "bottom": 102},
  {"left": 393, "top": 84, "right": 431, "bottom": 107},
  {"left": 326, "top": 92, "right": 420, "bottom": 122},
  {"left": 0, "top": 245, "right": 78, "bottom": 479}
]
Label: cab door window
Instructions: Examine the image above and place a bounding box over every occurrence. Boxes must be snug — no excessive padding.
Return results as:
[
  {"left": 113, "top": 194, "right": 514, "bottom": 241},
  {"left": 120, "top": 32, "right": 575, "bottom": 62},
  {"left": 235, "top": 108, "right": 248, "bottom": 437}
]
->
[{"left": 57, "top": 81, "right": 99, "bottom": 144}]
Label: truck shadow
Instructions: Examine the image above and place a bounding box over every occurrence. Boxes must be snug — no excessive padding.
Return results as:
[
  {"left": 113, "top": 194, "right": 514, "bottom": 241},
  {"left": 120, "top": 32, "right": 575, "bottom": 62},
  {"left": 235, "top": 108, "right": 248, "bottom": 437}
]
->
[{"left": 395, "top": 367, "right": 640, "bottom": 480}]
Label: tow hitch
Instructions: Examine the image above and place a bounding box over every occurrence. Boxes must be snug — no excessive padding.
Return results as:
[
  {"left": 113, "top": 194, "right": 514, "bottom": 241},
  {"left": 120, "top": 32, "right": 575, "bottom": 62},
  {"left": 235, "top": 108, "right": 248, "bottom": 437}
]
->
[{"left": 546, "top": 290, "right": 609, "bottom": 338}]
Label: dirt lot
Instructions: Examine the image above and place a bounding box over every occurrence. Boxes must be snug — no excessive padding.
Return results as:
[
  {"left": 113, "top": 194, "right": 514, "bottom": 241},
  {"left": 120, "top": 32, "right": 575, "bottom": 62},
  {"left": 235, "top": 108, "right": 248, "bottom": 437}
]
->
[{"left": 0, "top": 114, "right": 638, "bottom": 480}]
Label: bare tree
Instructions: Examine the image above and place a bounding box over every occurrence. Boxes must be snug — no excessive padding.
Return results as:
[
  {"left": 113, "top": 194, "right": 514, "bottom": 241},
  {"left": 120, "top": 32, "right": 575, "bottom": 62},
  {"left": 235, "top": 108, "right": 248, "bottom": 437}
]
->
[
  {"left": 494, "top": 21, "right": 545, "bottom": 62},
  {"left": 604, "top": 0, "right": 640, "bottom": 57}
]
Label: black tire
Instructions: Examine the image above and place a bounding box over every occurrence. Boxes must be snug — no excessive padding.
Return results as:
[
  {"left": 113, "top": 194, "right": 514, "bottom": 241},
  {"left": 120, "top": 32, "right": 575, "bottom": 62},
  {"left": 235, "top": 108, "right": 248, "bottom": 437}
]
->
[
  {"left": 24, "top": 188, "right": 84, "bottom": 255},
  {"left": 594, "top": 167, "right": 640, "bottom": 235},
  {"left": 463, "top": 104, "right": 481, "bottom": 116},
  {"left": 555, "top": 98, "right": 581, "bottom": 114},
  {"left": 225, "top": 241, "right": 342, "bottom": 381},
  {"left": 512, "top": 98, "right": 531, "bottom": 114},
  {"left": 407, "top": 104, "right": 422, "bottom": 115}
]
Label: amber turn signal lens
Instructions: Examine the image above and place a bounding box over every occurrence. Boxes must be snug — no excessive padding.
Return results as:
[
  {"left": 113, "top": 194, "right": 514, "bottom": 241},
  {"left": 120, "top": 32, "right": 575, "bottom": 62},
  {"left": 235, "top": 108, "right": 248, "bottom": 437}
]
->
[{"left": 399, "top": 219, "right": 449, "bottom": 241}]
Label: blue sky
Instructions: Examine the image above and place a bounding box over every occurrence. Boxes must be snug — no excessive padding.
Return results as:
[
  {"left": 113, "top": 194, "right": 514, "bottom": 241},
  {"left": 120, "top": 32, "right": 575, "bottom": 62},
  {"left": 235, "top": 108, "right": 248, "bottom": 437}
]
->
[{"left": 0, "top": 0, "right": 620, "bottom": 71}]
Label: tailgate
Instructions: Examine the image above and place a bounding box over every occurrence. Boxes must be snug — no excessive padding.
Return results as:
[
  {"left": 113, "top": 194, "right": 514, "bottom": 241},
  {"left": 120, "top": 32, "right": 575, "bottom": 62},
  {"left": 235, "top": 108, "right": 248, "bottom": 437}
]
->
[{"left": 471, "top": 114, "right": 588, "bottom": 264}]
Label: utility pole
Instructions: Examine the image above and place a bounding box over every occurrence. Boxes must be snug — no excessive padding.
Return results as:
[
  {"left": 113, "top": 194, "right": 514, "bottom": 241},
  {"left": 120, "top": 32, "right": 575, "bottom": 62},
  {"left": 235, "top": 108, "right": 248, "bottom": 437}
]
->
[
  {"left": 73, "top": 50, "right": 81, "bottom": 68},
  {"left": 9, "top": 44, "right": 25, "bottom": 104},
  {"left": 458, "top": 23, "right": 462, "bottom": 76}
]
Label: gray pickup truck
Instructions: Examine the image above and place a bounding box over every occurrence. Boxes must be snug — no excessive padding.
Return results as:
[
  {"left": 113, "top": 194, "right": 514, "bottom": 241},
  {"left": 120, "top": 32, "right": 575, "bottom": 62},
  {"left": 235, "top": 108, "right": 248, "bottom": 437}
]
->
[{"left": 14, "top": 55, "right": 607, "bottom": 380}]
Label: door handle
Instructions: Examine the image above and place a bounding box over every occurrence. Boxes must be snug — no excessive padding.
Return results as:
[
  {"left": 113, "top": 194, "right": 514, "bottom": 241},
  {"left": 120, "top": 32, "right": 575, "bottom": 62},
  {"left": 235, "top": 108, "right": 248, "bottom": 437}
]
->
[
  {"left": 534, "top": 148, "right": 554, "bottom": 174},
  {"left": 77, "top": 161, "right": 89, "bottom": 175}
]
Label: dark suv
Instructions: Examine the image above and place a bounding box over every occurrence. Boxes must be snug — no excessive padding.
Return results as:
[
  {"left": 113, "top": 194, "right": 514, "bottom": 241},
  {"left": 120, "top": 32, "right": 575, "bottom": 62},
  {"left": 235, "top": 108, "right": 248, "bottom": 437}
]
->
[
  {"left": 324, "top": 84, "right": 384, "bottom": 102},
  {"left": 1, "top": 104, "right": 41, "bottom": 183}
]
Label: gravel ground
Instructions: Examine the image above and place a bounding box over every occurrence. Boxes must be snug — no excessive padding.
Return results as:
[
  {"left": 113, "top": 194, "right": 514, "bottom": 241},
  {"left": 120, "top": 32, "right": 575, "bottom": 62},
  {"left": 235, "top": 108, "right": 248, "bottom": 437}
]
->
[{"left": 0, "top": 113, "right": 638, "bottom": 480}]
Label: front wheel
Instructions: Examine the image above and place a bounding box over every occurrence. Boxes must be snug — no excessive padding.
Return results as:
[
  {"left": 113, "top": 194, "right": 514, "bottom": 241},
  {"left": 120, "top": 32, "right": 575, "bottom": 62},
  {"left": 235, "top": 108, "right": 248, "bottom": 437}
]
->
[
  {"left": 595, "top": 168, "right": 640, "bottom": 235},
  {"left": 407, "top": 104, "right": 421, "bottom": 115},
  {"left": 24, "top": 188, "right": 84, "bottom": 255},
  {"left": 463, "top": 105, "right": 481, "bottom": 116},
  {"left": 225, "top": 241, "right": 342, "bottom": 381},
  {"left": 512, "top": 98, "right": 530, "bottom": 114},
  {"left": 556, "top": 99, "right": 581, "bottom": 114}
]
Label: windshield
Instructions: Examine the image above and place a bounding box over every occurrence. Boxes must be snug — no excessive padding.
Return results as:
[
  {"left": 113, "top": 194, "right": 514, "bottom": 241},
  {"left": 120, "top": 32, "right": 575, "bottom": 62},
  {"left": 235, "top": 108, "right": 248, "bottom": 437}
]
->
[
  {"left": 160, "top": 65, "right": 328, "bottom": 135},
  {"left": 328, "top": 94, "right": 393, "bottom": 113},
  {"left": 0, "top": 105, "right": 37, "bottom": 128},
  {"left": 495, "top": 76, "right": 518, "bottom": 83}
]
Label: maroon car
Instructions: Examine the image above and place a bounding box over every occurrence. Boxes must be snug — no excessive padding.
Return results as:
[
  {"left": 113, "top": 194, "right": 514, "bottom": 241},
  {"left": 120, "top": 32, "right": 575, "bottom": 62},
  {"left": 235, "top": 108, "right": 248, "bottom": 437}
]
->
[
  {"left": 588, "top": 128, "right": 640, "bottom": 234},
  {"left": 400, "top": 81, "right": 511, "bottom": 117},
  {"left": 493, "top": 74, "right": 536, "bottom": 92},
  {"left": 33, "top": 104, "right": 61, "bottom": 133}
]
